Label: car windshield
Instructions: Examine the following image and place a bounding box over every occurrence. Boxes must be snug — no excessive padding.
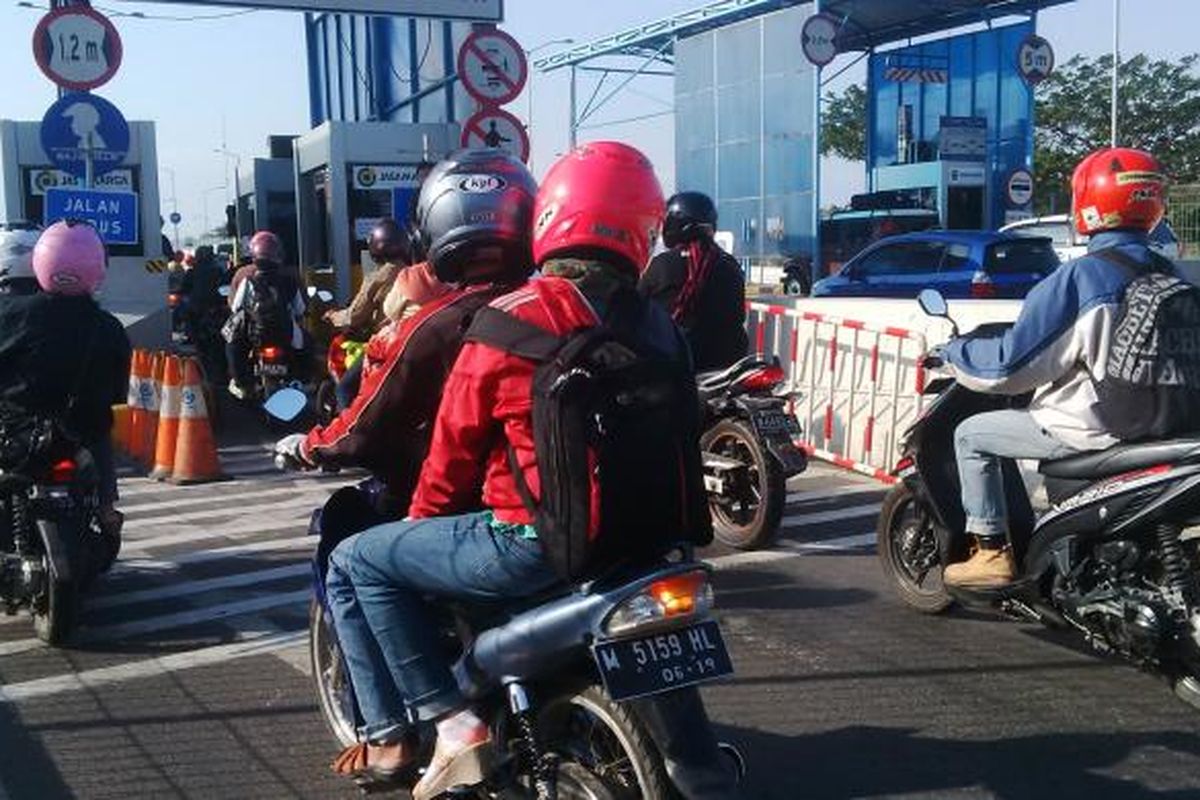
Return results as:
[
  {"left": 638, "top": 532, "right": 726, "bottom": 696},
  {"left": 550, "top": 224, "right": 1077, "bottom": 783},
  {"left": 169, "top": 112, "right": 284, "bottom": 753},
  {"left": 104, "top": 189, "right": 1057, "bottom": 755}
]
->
[{"left": 985, "top": 238, "right": 1060, "bottom": 275}]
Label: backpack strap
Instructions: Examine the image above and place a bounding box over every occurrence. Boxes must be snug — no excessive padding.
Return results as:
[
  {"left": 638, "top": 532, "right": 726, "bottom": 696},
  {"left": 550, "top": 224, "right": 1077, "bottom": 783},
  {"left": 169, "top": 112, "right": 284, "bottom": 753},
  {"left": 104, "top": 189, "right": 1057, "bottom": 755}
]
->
[
  {"left": 1092, "top": 246, "right": 1175, "bottom": 276},
  {"left": 465, "top": 305, "right": 563, "bottom": 362}
]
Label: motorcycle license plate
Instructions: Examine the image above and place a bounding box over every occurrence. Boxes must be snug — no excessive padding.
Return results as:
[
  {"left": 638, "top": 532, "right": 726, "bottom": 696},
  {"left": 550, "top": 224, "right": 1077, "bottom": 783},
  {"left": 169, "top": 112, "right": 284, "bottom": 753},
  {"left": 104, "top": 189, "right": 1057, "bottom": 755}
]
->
[
  {"left": 751, "top": 409, "right": 801, "bottom": 439},
  {"left": 260, "top": 362, "right": 289, "bottom": 377},
  {"left": 592, "top": 620, "right": 733, "bottom": 702}
]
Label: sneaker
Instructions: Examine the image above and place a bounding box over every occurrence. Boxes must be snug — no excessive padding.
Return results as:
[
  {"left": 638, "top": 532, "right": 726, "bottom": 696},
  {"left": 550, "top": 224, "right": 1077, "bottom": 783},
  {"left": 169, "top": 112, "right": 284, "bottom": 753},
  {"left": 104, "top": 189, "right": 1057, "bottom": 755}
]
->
[
  {"left": 943, "top": 545, "right": 1016, "bottom": 588},
  {"left": 228, "top": 379, "right": 248, "bottom": 400}
]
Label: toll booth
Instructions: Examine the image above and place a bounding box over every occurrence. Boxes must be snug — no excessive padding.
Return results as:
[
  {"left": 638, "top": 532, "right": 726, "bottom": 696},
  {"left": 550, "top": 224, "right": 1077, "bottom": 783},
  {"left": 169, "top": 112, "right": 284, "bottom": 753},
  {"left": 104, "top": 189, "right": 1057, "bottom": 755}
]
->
[
  {"left": 237, "top": 136, "right": 300, "bottom": 269},
  {"left": 293, "top": 121, "right": 458, "bottom": 302},
  {"left": 0, "top": 118, "right": 164, "bottom": 319},
  {"left": 870, "top": 159, "right": 989, "bottom": 230}
]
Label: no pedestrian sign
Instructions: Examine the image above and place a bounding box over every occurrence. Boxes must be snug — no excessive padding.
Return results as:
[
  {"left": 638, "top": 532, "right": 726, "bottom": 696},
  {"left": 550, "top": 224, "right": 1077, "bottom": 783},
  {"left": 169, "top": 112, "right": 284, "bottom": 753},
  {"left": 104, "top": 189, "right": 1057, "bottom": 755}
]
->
[
  {"left": 461, "top": 108, "right": 530, "bottom": 163},
  {"left": 32, "top": 6, "right": 123, "bottom": 91},
  {"left": 457, "top": 28, "right": 527, "bottom": 106},
  {"left": 44, "top": 188, "right": 139, "bottom": 245}
]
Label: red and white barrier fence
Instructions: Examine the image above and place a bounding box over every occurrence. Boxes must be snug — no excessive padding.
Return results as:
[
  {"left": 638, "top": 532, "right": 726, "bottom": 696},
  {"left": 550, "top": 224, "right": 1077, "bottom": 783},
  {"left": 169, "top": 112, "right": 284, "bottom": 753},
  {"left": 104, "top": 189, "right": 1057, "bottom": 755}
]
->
[{"left": 746, "top": 302, "right": 931, "bottom": 483}]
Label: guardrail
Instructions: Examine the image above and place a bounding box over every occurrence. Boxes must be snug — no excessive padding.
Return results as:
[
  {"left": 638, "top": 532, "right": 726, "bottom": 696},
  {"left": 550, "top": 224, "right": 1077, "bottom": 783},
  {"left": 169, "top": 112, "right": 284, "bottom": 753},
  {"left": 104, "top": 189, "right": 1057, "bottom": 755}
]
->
[{"left": 746, "top": 302, "right": 930, "bottom": 483}]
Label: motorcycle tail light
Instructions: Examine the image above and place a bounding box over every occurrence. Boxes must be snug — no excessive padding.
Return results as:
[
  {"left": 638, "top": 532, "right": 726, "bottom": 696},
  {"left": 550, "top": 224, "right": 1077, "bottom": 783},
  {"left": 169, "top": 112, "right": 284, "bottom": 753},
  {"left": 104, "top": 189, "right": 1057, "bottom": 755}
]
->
[
  {"left": 167, "top": 293, "right": 182, "bottom": 308},
  {"left": 892, "top": 455, "right": 915, "bottom": 476},
  {"left": 47, "top": 458, "right": 76, "bottom": 484},
  {"left": 327, "top": 334, "right": 348, "bottom": 377},
  {"left": 260, "top": 345, "right": 284, "bottom": 362},
  {"left": 604, "top": 570, "right": 714, "bottom": 637},
  {"left": 735, "top": 364, "right": 786, "bottom": 392}
]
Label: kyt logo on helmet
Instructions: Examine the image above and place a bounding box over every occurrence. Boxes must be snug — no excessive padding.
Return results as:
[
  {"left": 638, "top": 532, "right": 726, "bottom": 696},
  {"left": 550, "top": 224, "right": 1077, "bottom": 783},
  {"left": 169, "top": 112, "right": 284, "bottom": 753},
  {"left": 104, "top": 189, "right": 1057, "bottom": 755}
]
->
[{"left": 1071, "top": 147, "right": 1167, "bottom": 236}]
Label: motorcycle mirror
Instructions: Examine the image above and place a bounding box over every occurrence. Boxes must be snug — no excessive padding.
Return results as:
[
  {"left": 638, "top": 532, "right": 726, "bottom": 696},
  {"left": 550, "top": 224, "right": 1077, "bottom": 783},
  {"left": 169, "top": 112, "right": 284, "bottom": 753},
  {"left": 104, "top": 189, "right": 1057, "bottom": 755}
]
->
[
  {"left": 263, "top": 388, "right": 307, "bottom": 423},
  {"left": 217, "top": 285, "right": 231, "bottom": 298},
  {"left": 917, "top": 289, "right": 949, "bottom": 319},
  {"left": 317, "top": 290, "right": 334, "bottom": 303}
]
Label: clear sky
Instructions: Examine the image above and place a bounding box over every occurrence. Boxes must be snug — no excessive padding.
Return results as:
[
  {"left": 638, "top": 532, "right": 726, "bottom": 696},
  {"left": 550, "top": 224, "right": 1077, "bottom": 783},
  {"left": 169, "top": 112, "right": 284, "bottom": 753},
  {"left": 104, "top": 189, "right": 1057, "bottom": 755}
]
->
[{"left": 1, "top": 0, "right": 1197, "bottom": 241}]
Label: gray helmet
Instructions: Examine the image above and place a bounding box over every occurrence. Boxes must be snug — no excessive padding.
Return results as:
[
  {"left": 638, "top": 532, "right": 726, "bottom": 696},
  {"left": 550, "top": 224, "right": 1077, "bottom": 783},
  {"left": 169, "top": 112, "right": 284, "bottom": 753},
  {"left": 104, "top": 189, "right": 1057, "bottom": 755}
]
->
[
  {"left": 0, "top": 222, "right": 42, "bottom": 285},
  {"left": 414, "top": 149, "right": 537, "bottom": 284}
]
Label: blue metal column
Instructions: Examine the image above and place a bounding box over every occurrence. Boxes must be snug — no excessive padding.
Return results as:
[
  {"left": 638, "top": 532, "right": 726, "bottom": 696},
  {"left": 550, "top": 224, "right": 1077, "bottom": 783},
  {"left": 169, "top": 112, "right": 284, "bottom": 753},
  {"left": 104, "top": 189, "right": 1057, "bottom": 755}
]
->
[
  {"left": 810, "top": 0, "right": 822, "bottom": 286},
  {"left": 442, "top": 21, "right": 456, "bottom": 122}
]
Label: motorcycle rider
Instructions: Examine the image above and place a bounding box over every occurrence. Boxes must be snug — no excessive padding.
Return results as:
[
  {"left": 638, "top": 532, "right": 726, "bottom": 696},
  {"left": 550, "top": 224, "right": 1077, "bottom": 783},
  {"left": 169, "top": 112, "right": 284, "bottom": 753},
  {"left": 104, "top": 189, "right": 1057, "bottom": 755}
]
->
[
  {"left": 325, "top": 142, "right": 734, "bottom": 799},
  {"left": 224, "top": 230, "right": 306, "bottom": 400},
  {"left": 274, "top": 150, "right": 526, "bottom": 510},
  {"left": 640, "top": 191, "right": 748, "bottom": 371},
  {"left": 0, "top": 220, "right": 132, "bottom": 543},
  {"left": 0, "top": 222, "right": 42, "bottom": 296},
  {"left": 323, "top": 219, "right": 416, "bottom": 410},
  {"left": 941, "top": 147, "right": 1172, "bottom": 588}
]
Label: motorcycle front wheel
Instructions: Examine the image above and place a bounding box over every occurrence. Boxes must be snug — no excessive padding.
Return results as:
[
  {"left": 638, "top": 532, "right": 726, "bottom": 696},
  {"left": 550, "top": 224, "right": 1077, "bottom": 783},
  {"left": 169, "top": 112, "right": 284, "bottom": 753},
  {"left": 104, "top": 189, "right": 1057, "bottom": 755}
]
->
[
  {"left": 877, "top": 483, "right": 953, "bottom": 614},
  {"left": 309, "top": 598, "right": 359, "bottom": 747},
  {"left": 530, "top": 684, "right": 673, "bottom": 800},
  {"left": 701, "top": 418, "right": 785, "bottom": 550}
]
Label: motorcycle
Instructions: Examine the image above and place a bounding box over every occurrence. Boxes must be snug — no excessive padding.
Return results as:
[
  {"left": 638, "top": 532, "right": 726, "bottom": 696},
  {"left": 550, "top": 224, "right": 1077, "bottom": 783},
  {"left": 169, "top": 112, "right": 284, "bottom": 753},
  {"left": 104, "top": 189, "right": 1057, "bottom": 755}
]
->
[
  {"left": 0, "top": 411, "right": 114, "bottom": 644},
  {"left": 698, "top": 356, "right": 808, "bottom": 550},
  {"left": 877, "top": 288, "right": 1200, "bottom": 709}
]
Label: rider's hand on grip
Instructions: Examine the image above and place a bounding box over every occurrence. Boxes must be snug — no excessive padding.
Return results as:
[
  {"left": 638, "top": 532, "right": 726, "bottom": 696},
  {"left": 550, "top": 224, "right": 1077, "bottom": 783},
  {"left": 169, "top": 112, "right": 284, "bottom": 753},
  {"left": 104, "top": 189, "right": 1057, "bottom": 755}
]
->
[{"left": 273, "top": 434, "right": 313, "bottom": 471}]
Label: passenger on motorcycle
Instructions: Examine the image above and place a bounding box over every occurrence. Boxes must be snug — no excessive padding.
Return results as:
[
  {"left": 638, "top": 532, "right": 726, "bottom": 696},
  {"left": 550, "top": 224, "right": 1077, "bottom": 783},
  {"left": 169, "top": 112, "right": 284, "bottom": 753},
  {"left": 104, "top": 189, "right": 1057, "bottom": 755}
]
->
[
  {"left": 274, "top": 151, "right": 526, "bottom": 508},
  {"left": 0, "top": 223, "right": 43, "bottom": 296},
  {"left": 323, "top": 219, "right": 416, "bottom": 410},
  {"left": 224, "top": 230, "right": 307, "bottom": 400},
  {"left": 640, "top": 191, "right": 748, "bottom": 371},
  {"left": 0, "top": 220, "right": 132, "bottom": 541},
  {"left": 941, "top": 147, "right": 1174, "bottom": 588},
  {"left": 324, "top": 142, "right": 727, "bottom": 799}
]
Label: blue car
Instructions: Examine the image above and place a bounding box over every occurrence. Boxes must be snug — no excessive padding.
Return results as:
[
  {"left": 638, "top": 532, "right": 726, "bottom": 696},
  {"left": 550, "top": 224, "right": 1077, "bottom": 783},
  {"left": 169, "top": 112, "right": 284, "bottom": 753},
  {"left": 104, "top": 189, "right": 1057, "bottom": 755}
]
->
[{"left": 811, "top": 230, "right": 1059, "bottom": 299}]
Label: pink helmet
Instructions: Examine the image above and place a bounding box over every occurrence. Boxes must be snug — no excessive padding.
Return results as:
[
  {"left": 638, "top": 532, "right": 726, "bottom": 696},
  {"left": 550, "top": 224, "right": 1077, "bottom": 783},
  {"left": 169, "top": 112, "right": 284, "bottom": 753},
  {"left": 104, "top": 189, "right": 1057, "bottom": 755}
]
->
[
  {"left": 32, "top": 220, "right": 107, "bottom": 295},
  {"left": 249, "top": 230, "right": 285, "bottom": 265}
]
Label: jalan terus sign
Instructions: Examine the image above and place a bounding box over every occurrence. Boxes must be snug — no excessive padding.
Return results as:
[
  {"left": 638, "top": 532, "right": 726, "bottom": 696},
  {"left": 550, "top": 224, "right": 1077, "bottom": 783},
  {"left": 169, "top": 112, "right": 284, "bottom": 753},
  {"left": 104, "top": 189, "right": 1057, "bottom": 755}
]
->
[{"left": 138, "top": 0, "right": 501, "bottom": 20}]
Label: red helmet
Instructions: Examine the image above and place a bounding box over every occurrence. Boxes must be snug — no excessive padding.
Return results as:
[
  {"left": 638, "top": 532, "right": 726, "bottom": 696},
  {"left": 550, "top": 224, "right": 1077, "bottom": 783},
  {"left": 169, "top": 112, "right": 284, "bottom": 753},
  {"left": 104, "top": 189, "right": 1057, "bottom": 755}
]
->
[
  {"left": 249, "top": 230, "right": 284, "bottom": 265},
  {"left": 532, "top": 141, "right": 665, "bottom": 274},
  {"left": 1071, "top": 147, "right": 1167, "bottom": 236}
]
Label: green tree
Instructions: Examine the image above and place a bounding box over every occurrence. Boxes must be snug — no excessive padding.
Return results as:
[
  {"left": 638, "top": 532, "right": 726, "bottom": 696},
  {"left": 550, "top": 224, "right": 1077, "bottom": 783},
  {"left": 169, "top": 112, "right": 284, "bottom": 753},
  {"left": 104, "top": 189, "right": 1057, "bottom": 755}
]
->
[
  {"left": 821, "top": 83, "right": 867, "bottom": 162},
  {"left": 1034, "top": 53, "right": 1200, "bottom": 214}
]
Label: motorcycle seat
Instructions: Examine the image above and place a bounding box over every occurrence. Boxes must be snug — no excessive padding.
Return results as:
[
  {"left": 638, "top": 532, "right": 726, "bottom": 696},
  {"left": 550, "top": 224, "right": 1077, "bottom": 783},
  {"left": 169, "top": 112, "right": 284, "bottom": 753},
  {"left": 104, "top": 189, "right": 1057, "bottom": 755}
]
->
[
  {"left": 1039, "top": 436, "right": 1200, "bottom": 480},
  {"left": 697, "top": 356, "right": 769, "bottom": 392}
]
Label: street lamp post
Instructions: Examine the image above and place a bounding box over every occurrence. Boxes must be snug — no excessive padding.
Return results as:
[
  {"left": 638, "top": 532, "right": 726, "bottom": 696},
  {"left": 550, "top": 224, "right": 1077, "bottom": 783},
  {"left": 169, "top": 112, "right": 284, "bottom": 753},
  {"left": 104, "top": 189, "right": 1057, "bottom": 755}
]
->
[
  {"left": 215, "top": 147, "right": 245, "bottom": 258},
  {"left": 524, "top": 38, "right": 574, "bottom": 173},
  {"left": 202, "top": 185, "right": 226, "bottom": 243},
  {"left": 1111, "top": 0, "right": 1121, "bottom": 146},
  {"left": 160, "top": 165, "right": 180, "bottom": 248}
]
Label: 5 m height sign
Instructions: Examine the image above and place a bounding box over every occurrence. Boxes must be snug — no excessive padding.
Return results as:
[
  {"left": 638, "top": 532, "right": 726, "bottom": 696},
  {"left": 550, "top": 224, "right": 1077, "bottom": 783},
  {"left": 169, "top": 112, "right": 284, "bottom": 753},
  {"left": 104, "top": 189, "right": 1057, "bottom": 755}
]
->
[{"left": 33, "top": 6, "right": 124, "bottom": 91}]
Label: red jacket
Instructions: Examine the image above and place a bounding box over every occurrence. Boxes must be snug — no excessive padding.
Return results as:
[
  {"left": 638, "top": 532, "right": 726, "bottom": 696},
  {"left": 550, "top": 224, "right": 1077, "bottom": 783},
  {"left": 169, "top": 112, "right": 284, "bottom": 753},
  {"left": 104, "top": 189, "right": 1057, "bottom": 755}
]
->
[
  {"left": 303, "top": 283, "right": 519, "bottom": 503},
  {"left": 409, "top": 278, "right": 603, "bottom": 523}
]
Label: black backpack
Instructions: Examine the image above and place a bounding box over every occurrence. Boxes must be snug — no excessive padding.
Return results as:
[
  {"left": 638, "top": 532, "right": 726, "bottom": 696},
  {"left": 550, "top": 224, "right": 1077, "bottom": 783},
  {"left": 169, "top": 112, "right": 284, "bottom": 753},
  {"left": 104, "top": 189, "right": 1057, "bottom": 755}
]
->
[
  {"left": 465, "top": 298, "right": 712, "bottom": 581},
  {"left": 1094, "top": 247, "right": 1200, "bottom": 441},
  {"left": 247, "top": 272, "right": 289, "bottom": 345}
]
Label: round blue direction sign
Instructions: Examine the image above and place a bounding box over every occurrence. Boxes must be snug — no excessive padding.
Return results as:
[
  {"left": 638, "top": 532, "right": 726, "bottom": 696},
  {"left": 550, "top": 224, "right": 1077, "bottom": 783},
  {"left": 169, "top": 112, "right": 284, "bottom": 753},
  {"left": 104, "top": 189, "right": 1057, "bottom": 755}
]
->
[{"left": 40, "top": 93, "right": 130, "bottom": 179}]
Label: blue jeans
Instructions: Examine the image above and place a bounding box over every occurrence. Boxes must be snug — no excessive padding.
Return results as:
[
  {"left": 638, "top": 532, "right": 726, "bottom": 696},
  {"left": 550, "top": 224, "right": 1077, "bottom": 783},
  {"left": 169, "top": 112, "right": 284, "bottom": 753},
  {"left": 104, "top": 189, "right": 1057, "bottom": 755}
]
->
[
  {"left": 954, "top": 410, "right": 1079, "bottom": 537},
  {"left": 326, "top": 511, "right": 558, "bottom": 742}
]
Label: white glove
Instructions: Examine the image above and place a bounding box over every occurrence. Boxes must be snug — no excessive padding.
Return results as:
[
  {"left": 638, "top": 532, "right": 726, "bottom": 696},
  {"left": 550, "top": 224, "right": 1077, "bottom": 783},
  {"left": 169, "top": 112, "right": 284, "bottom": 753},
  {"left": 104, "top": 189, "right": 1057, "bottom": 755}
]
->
[{"left": 273, "top": 434, "right": 313, "bottom": 470}]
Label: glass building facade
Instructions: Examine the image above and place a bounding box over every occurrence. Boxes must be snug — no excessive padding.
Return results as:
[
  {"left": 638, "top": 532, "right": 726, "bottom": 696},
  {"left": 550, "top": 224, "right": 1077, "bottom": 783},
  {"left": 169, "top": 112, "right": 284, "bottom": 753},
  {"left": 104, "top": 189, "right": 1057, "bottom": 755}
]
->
[
  {"left": 867, "top": 21, "right": 1035, "bottom": 228},
  {"left": 675, "top": 4, "right": 815, "bottom": 260}
]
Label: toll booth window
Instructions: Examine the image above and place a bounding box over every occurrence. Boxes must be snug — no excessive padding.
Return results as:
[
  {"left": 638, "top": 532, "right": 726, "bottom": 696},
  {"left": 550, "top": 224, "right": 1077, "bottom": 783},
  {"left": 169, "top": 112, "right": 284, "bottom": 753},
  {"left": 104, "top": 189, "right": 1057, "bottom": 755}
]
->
[
  {"left": 299, "top": 167, "right": 331, "bottom": 266},
  {"left": 985, "top": 239, "right": 1060, "bottom": 275}
]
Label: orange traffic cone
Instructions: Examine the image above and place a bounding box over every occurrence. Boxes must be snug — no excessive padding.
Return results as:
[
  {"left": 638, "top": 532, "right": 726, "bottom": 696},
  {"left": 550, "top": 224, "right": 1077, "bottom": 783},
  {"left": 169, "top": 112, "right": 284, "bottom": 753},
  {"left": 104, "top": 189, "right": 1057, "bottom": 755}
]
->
[
  {"left": 170, "top": 357, "right": 225, "bottom": 484},
  {"left": 127, "top": 350, "right": 155, "bottom": 467},
  {"left": 111, "top": 404, "right": 131, "bottom": 456},
  {"left": 150, "top": 356, "right": 183, "bottom": 480}
]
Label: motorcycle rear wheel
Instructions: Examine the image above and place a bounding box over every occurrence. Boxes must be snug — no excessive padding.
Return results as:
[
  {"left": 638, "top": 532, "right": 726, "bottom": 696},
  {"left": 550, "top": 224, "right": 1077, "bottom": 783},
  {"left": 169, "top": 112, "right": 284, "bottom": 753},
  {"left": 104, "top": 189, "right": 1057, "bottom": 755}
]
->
[
  {"left": 533, "top": 684, "right": 673, "bottom": 800},
  {"left": 310, "top": 598, "right": 359, "bottom": 747},
  {"left": 33, "top": 562, "right": 77, "bottom": 645},
  {"left": 701, "top": 418, "right": 785, "bottom": 550},
  {"left": 877, "top": 483, "right": 953, "bottom": 614}
]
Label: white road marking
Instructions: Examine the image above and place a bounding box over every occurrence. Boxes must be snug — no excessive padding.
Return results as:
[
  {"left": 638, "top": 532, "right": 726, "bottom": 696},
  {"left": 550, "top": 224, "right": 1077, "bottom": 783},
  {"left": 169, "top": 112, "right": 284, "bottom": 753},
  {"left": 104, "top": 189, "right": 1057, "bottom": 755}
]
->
[
  {"left": 109, "top": 535, "right": 314, "bottom": 576},
  {"left": 88, "top": 563, "right": 312, "bottom": 611},
  {"left": 123, "top": 494, "right": 321, "bottom": 533},
  {"left": 785, "top": 484, "right": 885, "bottom": 505},
  {"left": 121, "top": 484, "right": 330, "bottom": 516},
  {"left": 779, "top": 502, "right": 882, "bottom": 528},
  {"left": 121, "top": 515, "right": 313, "bottom": 554},
  {"left": 779, "top": 531, "right": 877, "bottom": 552},
  {"left": 0, "top": 590, "right": 311, "bottom": 657},
  {"left": 0, "top": 630, "right": 307, "bottom": 704}
]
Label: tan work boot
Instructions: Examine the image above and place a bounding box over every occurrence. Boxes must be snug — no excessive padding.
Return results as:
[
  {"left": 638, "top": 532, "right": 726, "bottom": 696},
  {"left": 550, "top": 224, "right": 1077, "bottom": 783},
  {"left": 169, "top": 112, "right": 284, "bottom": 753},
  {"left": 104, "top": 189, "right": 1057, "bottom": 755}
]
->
[{"left": 943, "top": 540, "right": 1016, "bottom": 588}]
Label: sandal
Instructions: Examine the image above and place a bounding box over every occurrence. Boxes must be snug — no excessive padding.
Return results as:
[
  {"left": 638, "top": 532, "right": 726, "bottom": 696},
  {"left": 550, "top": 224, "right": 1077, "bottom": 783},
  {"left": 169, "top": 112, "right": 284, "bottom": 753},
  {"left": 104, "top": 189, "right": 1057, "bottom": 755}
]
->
[
  {"left": 331, "top": 740, "right": 420, "bottom": 793},
  {"left": 411, "top": 735, "right": 495, "bottom": 800}
]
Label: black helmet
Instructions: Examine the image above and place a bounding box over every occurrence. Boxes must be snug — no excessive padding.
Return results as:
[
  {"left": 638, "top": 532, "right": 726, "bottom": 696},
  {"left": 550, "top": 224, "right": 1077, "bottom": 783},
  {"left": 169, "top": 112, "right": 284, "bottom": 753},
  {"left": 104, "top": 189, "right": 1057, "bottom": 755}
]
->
[
  {"left": 368, "top": 218, "right": 412, "bottom": 265},
  {"left": 414, "top": 149, "right": 537, "bottom": 284},
  {"left": 663, "top": 191, "right": 717, "bottom": 249}
]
